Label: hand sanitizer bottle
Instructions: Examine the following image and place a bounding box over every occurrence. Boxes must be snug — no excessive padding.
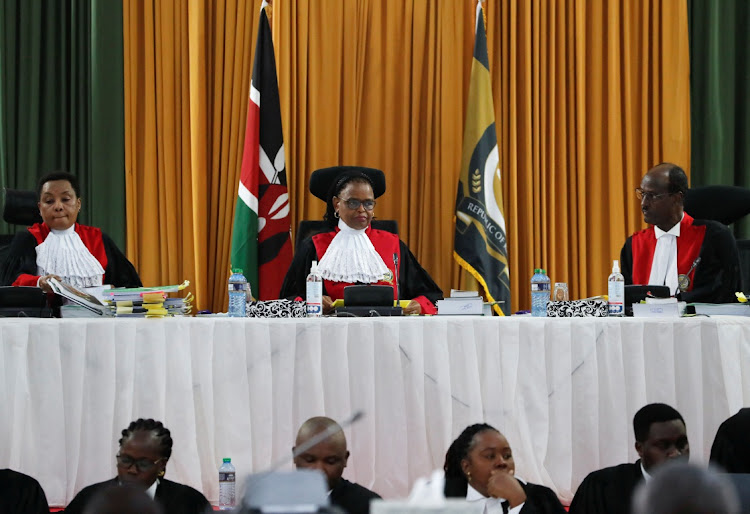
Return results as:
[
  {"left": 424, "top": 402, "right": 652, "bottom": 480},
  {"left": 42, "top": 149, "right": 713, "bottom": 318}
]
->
[{"left": 608, "top": 260, "right": 625, "bottom": 317}]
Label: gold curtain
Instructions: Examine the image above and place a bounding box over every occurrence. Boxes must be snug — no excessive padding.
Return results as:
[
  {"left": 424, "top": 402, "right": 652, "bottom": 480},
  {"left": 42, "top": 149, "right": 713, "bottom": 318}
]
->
[
  {"left": 123, "top": 0, "right": 257, "bottom": 311},
  {"left": 123, "top": 0, "right": 689, "bottom": 313}
]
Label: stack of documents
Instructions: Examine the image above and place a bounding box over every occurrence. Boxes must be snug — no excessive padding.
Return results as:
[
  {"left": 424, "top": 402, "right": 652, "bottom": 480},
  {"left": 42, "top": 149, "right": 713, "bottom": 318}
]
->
[
  {"left": 104, "top": 281, "right": 193, "bottom": 317},
  {"left": 436, "top": 290, "right": 484, "bottom": 315}
]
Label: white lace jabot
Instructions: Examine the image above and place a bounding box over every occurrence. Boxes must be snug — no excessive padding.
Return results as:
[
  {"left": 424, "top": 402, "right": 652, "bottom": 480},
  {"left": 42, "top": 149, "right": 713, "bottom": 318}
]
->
[
  {"left": 36, "top": 225, "right": 105, "bottom": 288},
  {"left": 316, "top": 219, "right": 390, "bottom": 283}
]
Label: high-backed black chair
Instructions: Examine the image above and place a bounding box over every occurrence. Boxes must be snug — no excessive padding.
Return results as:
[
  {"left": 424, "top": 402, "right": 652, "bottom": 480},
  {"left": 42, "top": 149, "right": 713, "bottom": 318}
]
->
[
  {"left": 295, "top": 219, "right": 399, "bottom": 254},
  {"left": 684, "top": 185, "right": 750, "bottom": 293},
  {"left": 1, "top": 188, "right": 41, "bottom": 245},
  {"left": 684, "top": 185, "right": 750, "bottom": 226}
]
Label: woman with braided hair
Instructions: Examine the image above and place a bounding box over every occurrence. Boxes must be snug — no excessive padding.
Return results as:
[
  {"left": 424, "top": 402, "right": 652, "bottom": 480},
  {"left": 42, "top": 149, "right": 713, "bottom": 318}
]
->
[
  {"left": 443, "top": 424, "right": 565, "bottom": 514},
  {"left": 64, "top": 418, "right": 211, "bottom": 514}
]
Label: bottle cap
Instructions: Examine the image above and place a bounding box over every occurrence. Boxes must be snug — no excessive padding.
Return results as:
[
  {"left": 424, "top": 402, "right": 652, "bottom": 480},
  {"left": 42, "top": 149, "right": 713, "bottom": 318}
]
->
[
  {"left": 612, "top": 260, "right": 620, "bottom": 273},
  {"left": 232, "top": 268, "right": 243, "bottom": 275},
  {"left": 311, "top": 260, "right": 318, "bottom": 271},
  {"left": 534, "top": 268, "right": 542, "bottom": 274},
  {"left": 223, "top": 458, "right": 231, "bottom": 463},
  {"left": 540, "top": 269, "right": 546, "bottom": 274}
]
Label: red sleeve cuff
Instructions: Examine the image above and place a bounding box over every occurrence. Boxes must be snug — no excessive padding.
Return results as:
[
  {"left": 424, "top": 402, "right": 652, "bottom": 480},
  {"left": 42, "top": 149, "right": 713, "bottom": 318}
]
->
[
  {"left": 412, "top": 295, "right": 437, "bottom": 315},
  {"left": 13, "top": 274, "right": 41, "bottom": 287}
]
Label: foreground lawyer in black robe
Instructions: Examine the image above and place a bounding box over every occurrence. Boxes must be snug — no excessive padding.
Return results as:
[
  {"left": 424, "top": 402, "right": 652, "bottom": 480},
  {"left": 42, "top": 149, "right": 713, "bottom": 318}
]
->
[
  {"left": 280, "top": 166, "right": 442, "bottom": 314},
  {"left": 293, "top": 417, "right": 381, "bottom": 514},
  {"left": 709, "top": 408, "right": 750, "bottom": 473},
  {"left": 568, "top": 403, "right": 689, "bottom": 514},
  {"left": 1, "top": 171, "right": 141, "bottom": 290},
  {"left": 64, "top": 419, "right": 210, "bottom": 514},
  {"left": 444, "top": 424, "right": 565, "bottom": 514},
  {"left": 620, "top": 163, "right": 739, "bottom": 303},
  {"left": 0, "top": 468, "right": 49, "bottom": 514}
]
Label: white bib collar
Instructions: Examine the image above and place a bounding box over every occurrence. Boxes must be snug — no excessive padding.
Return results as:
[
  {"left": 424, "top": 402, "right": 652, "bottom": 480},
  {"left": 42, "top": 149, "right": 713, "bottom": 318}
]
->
[
  {"left": 316, "top": 219, "right": 390, "bottom": 283},
  {"left": 648, "top": 213, "right": 683, "bottom": 295},
  {"left": 36, "top": 224, "right": 105, "bottom": 288}
]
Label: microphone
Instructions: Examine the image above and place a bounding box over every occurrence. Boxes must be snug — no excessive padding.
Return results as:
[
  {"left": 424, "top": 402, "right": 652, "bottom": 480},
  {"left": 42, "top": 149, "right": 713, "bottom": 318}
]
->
[
  {"left": 267, "top": 410, "right": 365, "bottom": 473},
  {"left": 393, "top": 253, "right": 400, "bottom": 301}
]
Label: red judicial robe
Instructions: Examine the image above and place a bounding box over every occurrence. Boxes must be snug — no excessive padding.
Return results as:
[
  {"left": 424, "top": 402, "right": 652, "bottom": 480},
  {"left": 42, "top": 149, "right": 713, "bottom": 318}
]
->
[
  {"left": 1, "top": 223, "right": 141, "bottom": 288},
  {"left": 280, "top": 226, "right": 442, "bottom": 314},
  {"left": 620, "top": 213, "right": 740, "bottom": 303}
]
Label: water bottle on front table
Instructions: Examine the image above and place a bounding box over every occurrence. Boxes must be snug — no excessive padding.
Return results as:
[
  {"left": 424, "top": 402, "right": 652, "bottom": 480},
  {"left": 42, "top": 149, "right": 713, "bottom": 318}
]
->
[
  {"left": 228, "top": 269, "right": 249, "bottom": 317},
  {"left": 531, "top": 268, "right": 551, "bottom": 317},
  {"left": 306, "top": 260, "right": 323, "bottom": 317},
  {"left": 218, "top": 457, "right": 236, "bottom": 510},
  {"left": 608, "top": 260, "right": 625, "bottom": 316}
]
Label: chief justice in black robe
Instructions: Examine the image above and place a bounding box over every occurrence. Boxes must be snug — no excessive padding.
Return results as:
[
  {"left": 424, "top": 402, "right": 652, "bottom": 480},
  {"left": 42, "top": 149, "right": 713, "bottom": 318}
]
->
[
  {"left": 0, "top": 468, "right": 49, "bottom": 514},
  {"left": 620, "top": 163, "right": 740, "bottom": 304},
  {"left": 568, "top": 403, "right": 689, "bottom": 514},
  {"left": 280, "top": 166, "right": 442, "bottom": 314}
]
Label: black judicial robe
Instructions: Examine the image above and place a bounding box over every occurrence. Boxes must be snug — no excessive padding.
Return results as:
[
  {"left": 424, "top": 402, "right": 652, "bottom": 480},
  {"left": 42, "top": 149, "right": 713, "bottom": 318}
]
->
[
  {"left": 63, "top": 477, "right": 211, "bottom": 514},
  {"left": 710, "top": 408, "right": 750, "bottom": 473},
  {"left": 280, "top": 226, "right": 443, "bottom": 314},
  {"left": 444, "top": 478, "right": 565, "bottom": 514},
  {"left": 329, "top": 478, "right": 381, "bottom": 514},
  {"left": 620, "top": 214, "right": 740, "bottom": 304},
  {"left": 0, "top": 469, "right": 49, "bottom": 514},
  {"left": 1, "top": 222, "right": 142, "bottom": 288},
  {"left": 567, "top": 461, "right": 644, "bottom": 514}
]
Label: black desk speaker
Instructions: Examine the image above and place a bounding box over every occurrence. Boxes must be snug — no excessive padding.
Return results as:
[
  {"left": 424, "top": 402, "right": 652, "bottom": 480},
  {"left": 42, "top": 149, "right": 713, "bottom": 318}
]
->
[{"left": 0, "top": 286, "right": 53, "bottom": 318}]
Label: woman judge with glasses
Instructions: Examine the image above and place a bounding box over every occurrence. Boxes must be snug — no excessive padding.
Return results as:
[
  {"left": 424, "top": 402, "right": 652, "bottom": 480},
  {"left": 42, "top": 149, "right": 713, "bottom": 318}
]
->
[
  {"left": 63, "top": 418, "right": 211, "bottom": 514},
  {"left": 280, "top": 166, "right": 442, "bottom": 314}
]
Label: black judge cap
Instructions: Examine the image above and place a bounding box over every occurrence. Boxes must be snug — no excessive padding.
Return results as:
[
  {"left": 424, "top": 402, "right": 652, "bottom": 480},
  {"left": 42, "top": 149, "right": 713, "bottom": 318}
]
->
[{"left": 309, "top": 166, "right": 386, "bottom": 201}]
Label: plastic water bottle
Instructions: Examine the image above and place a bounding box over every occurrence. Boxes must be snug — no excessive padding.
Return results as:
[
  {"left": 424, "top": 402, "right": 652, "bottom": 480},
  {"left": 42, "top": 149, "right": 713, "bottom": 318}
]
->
[
  {"left": 218, "top": 457, "right": 236, "bottom": 510},
  {"left": 531, "top": 268, "right": 551, "bottom": 317},
  {"left": 306, "top": 261, "right": 323, "bottom": 317},
  {"left": 228, "top": 269, "right": 249, "bottom": 317},
  {"left": 608, "top": 260, "right": 625, "bottom": 317}
]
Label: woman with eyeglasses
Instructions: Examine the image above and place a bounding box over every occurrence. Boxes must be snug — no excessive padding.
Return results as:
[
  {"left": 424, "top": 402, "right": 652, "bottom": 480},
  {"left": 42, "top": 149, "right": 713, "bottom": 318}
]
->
[
  {"left": 64, "top": 418, "right": 211, "bottom": 514},
  {"left": 280, "top": 166, "right": 442, "bottom": 314}
]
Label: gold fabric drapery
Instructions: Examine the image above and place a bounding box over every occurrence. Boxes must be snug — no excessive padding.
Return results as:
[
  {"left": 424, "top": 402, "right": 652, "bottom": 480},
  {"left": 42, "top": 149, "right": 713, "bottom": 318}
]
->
[{"left": 123, "top": 0, "right": 689, "bottom": 313}]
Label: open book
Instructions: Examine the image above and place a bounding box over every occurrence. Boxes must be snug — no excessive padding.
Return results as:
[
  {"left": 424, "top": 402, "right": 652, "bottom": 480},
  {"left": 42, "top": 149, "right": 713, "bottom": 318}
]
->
[{"left": 48, "top": 278, "right": 113, "bottom": 316}]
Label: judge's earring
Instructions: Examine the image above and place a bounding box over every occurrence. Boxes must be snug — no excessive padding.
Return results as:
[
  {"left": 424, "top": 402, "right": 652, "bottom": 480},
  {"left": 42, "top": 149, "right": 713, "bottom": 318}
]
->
[
  {"left": 334, "top": 211, "right": 340, "bottom": 218},
  {"left": 158, "top": 470, "right": 165, "bottom": 477},
  {"left": 466, "top": 471, "right": 471, "bottom": 483}
]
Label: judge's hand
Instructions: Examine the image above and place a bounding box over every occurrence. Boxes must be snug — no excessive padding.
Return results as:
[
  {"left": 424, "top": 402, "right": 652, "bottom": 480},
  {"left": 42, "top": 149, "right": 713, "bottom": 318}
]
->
[
  {"left": 322, "top": 295, "right": 334, "bottom": 314},
  {"left": 38, "top": 274, "right": 62, "bottom": 293},
  {"left": 403, "top": 300, "right": 422, "bottom": 315},
  {"left": 487, "top": 469, "right": 526, "bottom": 508}
]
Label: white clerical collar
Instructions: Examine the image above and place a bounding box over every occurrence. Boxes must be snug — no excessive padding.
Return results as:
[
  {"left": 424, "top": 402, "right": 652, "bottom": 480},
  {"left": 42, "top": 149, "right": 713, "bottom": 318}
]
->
[
  {"left": 145, "top": 478, "right": 159, "bottom": 499},
  {"left": 640, "top": 461, "right": 652, "bottom": 482},
  {"left": 316, "top": 219, "right": 390, "bottom": 283},
  {"left": 653, "top": 213, "right": 684, "bottom": 239},
  {"left": 36, "top": 224, "right": 105, "bottom": 288},
  {"left": 466, "top": 480, "right": 526, "bottom": 514}
]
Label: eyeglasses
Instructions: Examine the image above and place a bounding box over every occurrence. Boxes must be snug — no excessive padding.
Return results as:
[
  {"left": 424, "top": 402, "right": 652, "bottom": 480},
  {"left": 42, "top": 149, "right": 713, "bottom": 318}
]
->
[
  {"left": 116, "top": 453, "right": 165, "bottom": 473},
  {"left": 635, "top": 188, "right": 674, "bottom": 202},
  {"left": 337, "top": 197, "right": 376, "bottom": 211}
]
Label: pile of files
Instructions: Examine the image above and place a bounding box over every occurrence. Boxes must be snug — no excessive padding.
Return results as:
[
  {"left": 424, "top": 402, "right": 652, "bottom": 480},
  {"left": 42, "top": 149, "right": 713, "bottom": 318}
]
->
[{"left": 103, "top": 281, "right": 193, "bottom": 318}]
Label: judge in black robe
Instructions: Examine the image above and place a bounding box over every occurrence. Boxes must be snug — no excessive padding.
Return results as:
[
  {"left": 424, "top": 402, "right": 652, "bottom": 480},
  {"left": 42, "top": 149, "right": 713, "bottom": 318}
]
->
[
  {"left": 63, "top": 477, "right": 210, "bottom": 514},
  {"left": 330, "top": 478, "right": 382, "bottom": 514},
  {"left": 567, "top": 461, "right": 644, "bottom": 514},
  {"left": 280, "top": 166, "right": 442, "bottom": 314},
  {"left": 0, "top": 468, "right": 49, "bottom": 514},
  {"left": 619, "top": 163, "right": 740, "bottom": 304}
]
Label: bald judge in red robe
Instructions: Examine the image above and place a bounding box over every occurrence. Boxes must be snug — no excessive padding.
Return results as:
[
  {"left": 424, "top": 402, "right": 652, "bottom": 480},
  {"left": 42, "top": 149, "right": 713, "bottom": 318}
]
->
[{"left": 620, "top": 163, "right": 740, "bottom": 304}]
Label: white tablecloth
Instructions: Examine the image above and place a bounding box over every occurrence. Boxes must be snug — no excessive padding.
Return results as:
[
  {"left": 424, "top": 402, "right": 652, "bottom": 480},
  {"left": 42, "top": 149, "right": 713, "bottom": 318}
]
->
[{"left": 1, "top": 316, "right": 749, "bottom": 506}]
